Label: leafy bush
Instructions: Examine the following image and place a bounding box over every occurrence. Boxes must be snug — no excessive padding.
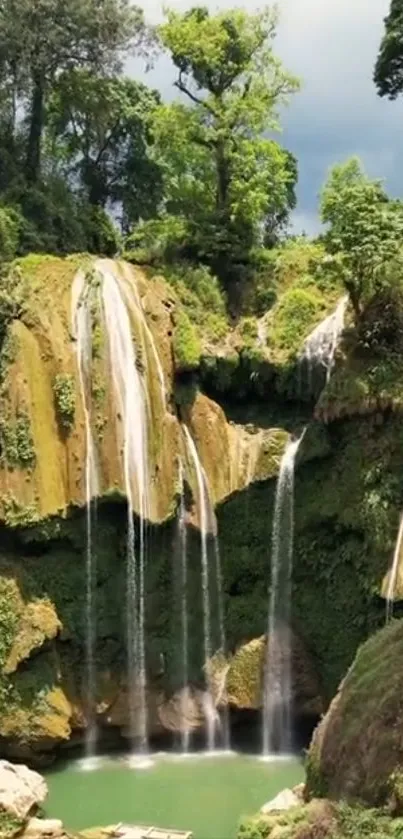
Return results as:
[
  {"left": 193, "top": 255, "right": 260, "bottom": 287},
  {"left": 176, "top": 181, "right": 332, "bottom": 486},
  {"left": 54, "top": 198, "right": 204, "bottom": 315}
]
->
[
  {"left": 0, "top": 205, "right": 22, "bottom": 263},
  {"left": 173, "top": 309, "right": 201, "bottom": 371},
  {"left": 53, "top": 374, "right": 76, "bottom": 431},
  {"left": 268, "top": 287, "right": 325, "bottom": 357}
]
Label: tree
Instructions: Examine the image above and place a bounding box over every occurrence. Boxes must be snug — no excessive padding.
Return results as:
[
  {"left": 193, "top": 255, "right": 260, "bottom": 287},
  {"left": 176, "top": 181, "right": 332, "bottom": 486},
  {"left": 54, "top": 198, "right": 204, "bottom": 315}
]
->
[
  {"left": 320, "top": 158, "right": 403, "bottom": 322},
  {"left": 0, "top": 0, "right": 146, "bottom": 183},
  {"left": 47, "top": 70, "right": 162, "bottom": 224},
  {"left": 374, "top": 0, "right": 403, "bottom": 98},
  {"left": 155, "top": 5, "right": 300, "bottom": 298}
]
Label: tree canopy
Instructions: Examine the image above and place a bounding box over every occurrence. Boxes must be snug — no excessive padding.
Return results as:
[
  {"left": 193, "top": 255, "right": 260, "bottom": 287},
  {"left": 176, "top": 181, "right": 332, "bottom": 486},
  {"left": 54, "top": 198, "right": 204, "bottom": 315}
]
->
[
  {"left": 374, "top": 0, "right": 403, "bottom": 98},
  {"left": 152, "top": 5, "right": 300, "bottom": 304},
  {"left": 320, "top": 158, "right": 403, "bottom": 322}
]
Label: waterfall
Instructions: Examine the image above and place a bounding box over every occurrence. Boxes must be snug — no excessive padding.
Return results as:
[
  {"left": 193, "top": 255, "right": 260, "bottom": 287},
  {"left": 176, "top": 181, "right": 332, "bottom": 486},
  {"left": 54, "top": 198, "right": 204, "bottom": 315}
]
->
[
  {"left": 386, "top": 514, "right": 403, "bottom": 621},
  {"left": 178, "top": 459, "right": 190, "bottom": 753},
  {"left": 263, "top": 431, "right": 305, "bottom": 756},
  {"left": 120, "top": 263, "right": 167, "bottom": 410},
  {"left": 184, "top": 426, "right": 222, "bottom": 751},
  {"left": 71, "top": 270, "right": 100, "bottom": 761},
  {"left": 299, "top": 296, "right": 348, "bottom": 394},
  {"left": 212, "top": 529, "right": 230, "bottom": 751},
  {"left": 98, "top": 262, "right": 149, "bottom": 755}
]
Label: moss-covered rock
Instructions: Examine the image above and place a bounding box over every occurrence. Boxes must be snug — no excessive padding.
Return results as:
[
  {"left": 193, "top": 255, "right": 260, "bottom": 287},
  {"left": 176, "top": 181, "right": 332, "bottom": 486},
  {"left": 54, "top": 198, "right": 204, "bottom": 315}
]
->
[
  {"left": 238, "top": 800, "right": 403, "bottom": 839},
  {"left": 210, "top": 635, "right": 323, "bottom": 718},
  {"left": 306, "top": 619, "right": 403, "bottom": 808}
]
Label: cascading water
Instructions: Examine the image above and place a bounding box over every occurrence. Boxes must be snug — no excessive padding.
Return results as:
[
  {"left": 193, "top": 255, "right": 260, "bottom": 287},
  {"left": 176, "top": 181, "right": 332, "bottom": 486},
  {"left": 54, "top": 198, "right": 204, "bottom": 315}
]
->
[
  {"left": 184, "top": 426, "right": 224, "bottom": 751},
  {"left": 299, "top": 296, "right": 348, "bottom": 395},
  {"left": 386, "top": 515, "right": 403, "bottom": 621},
  {"left": 178, "top": 459, "right": 190, "bottom": 753},
  {"left": 263, "top": 431, "right": 305, "bottom": 757},
  {"left": 71, "top": 270, "right": 100, "bottom": 762},
  {"left": 97, "top": 261, "right": 150, "bottom": 756},
  {"left": 212, "top": 534, "right": 230, "bottom": 751}
]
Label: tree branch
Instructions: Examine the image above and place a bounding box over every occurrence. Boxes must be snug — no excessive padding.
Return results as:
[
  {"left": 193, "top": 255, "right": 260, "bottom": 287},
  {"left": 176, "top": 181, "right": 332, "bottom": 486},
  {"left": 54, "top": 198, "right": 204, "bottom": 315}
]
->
[{"left": 174, "top": 71, "right": 218, "bottom": 116}]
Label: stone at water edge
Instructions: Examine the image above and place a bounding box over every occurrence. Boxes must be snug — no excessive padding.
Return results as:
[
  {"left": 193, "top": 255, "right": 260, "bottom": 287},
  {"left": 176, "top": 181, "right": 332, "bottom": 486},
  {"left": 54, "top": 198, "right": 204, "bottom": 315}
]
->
[
  {"left": 24, "top": 819, "right": 64, "bottom": 839},
  {"left": 260, "top": 788, "right": 301, "bottom": 814},
  {"left": 0, "top": 761, "right": 47, "bottom": 819}
]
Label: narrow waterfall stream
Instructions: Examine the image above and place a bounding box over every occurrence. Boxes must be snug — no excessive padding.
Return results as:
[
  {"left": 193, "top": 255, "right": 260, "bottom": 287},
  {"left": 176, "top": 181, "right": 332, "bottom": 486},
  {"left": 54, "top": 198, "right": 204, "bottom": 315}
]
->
[
  {"left": 98, "top": 262, "right": 150, "bottom": 757},
  {"left": 263, "top": 432, "right": 305, "bottom": 756},
  {"left": 71, "top": 270, "right": 100, "bottom": 762},
  {"left": 178, "top": 459, "right": 190, "bottom": 753},
  {"left": 386, "top": 515, "right": 403, "bottom": 620},
  {"left": 299, "top": 296, "right": 348, "bottom": 394}
]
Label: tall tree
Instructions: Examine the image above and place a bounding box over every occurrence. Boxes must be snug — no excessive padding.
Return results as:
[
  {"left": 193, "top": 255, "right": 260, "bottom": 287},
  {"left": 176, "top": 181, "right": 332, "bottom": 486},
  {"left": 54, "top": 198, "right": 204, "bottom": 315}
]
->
[
  {"left": 320, "top": 158, "right": 403, "bottom": 322},
  {"left": 47, "top": 70, "right": 162, "bottom": 224},
  {"left": 374, "top": 0, "right": 403, "bottom": 98},
  {"left": 0, "top": 0, "right": 146, "bottom": 183},
  {"left": 155, "top": 5, "right": 300, "bottom": 295}
]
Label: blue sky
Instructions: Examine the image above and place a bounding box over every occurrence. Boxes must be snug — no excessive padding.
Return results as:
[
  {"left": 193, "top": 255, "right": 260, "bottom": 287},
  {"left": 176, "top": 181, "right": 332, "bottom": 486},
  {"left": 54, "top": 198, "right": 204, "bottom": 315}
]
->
[{"left": 133, "top": 0, "right": 403, "bottom": 233}]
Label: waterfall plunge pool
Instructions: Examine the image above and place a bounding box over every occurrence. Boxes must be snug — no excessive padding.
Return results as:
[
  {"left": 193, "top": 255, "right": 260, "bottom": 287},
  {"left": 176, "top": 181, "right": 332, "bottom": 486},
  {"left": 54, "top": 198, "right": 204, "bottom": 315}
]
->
[{"left": 45, "top": 752, "right": 304, "bottom": 839}]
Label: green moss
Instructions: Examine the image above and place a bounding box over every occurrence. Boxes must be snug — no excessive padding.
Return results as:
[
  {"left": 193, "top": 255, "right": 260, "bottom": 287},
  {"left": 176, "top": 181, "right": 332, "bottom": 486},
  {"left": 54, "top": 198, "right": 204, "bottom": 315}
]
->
[
  {"left": 239, "top": 317, "right": 259, "bottom": 347},
  {"left": 173, "top": 309, "right": 201, "bottom": 371},
  {"left": 53, "top": 373, "right": 75, "bottom": 432},
  {"left": 0, "top": 412, "right": 36, "bottom": 468},
  {"left": 0, "top": 811, "right": 25, "bottom": 839},
  {"left": 1, "top": 495, "right": 40, "bottom": 528},
  {"left": 268, "top": 287, "right": 326, "bottom": 359},
  {"left": 305, "top": 619, "right": 403, "bottom": 807},
  {"left": 238, "top": 802, "right": 403, "bottom": 839}
]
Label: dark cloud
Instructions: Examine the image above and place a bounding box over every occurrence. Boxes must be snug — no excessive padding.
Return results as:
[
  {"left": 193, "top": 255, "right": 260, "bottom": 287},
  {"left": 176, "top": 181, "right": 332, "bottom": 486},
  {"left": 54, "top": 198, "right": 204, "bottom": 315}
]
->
[{"left": 133, "top": 0, "right": 403, "bottom": 232}]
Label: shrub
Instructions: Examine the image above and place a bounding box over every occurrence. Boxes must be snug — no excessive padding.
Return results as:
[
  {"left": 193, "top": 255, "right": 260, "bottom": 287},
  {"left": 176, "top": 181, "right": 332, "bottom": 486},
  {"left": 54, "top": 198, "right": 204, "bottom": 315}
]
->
[
  {"left": 53, "top": 373, "right": 76, "bottom": 432},
  {"left": 173, "top": 309, "right": 201, "bottom": 371}
]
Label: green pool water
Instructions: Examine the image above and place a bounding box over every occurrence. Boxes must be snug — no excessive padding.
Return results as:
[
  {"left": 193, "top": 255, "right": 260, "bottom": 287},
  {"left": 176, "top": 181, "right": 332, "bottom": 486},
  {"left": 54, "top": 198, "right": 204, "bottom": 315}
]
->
[{"left": 45, "top": 752, "right": 304, "bottom": 839}]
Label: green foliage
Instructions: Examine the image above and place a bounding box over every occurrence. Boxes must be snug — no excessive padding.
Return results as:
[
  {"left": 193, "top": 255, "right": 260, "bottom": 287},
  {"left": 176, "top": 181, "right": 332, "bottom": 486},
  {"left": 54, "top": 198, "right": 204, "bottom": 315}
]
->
[
  {"left": 47, "top": 70, "right": 162, "bottom": 221},
  {"left": 173, "top": 309, "right": 201, "bottom": 371},
  {"left": 0, "top": 578, "right": 18, "bottom": 670},
  {"left": 53, "top": 373, "right": 76, "bottom": 432},
  {"left": 0, "top": 206, "right": 22, "bottom": 263},
  {"left": 0, "top": 412, "right": 36, "bottom": 468},
  {"left": 374, "top": 0, "right": 403, "bottom": 99},
  {"left": 1, "top": 495, "right": 40, "bottom": 528},
  {"left": 320, "top": 158, "right": 403, "bottom": 322},
  {"left": 165, "top": 262, "right": 229, "bottom": 344},
  {"left": 268, "top": 287, "right": 325, "bottom": 357},
  {"left": 153, "top": 5, "right": 300, "bottom": 300}
]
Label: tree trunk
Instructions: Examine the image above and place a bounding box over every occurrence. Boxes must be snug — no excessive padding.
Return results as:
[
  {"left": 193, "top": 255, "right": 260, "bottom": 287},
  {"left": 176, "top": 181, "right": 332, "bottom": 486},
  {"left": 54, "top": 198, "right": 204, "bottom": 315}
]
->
[{"left": 25, "top": 74, "right": 45, "bottom": 183}]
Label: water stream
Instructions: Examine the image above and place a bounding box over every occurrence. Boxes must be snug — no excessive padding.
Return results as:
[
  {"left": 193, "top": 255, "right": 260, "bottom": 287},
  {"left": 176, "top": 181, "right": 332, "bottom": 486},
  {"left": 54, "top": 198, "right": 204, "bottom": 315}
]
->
[
  {"left": 263, "top": 431, "right": 305, "bottom": 756},
  {"left": 386, "top": 514, "right": 403, "bottom": 621},
  {"left": 178, "top": 459, "right": 190, "bottom": 753},
  {"left": 299, "top": 296, "right": 348, "bottom": 395},
  {"left": 98, "top": 262, "right": 150, "bottom": 755},
  {"left": 71, "top": 270, "right": 100, "bottom": 761}
]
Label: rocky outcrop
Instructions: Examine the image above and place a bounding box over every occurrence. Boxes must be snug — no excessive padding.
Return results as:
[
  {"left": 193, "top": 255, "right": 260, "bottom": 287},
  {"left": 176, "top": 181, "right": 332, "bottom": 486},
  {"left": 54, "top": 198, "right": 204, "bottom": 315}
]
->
[
  {"left": 306, "top": 618, "right": 403, "bottom": 808},
  {"left": 210, "top": 634, "right": 323, "bottom": 719},
  {"left": 0, "top": 760, "right": 47, "bottom": 819}
]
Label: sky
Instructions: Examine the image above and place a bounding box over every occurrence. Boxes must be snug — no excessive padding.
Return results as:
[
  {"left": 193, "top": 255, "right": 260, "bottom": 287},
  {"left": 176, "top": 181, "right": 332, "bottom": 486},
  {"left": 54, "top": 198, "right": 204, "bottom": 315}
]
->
[{"left": 131, "top": 0, "right": 403, "bottom": 234}]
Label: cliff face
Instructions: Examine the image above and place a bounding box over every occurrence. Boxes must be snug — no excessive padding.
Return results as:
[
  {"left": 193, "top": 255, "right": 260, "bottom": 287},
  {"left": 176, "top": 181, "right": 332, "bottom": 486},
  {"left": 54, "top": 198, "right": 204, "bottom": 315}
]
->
[{"left": 0, "top": 252, "right": 400, "bottom": 759}]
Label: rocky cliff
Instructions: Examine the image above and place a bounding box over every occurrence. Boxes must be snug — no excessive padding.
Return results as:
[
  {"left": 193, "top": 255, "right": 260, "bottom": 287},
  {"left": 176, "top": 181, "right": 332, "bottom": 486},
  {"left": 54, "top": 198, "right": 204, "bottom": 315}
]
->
[{"left": 0, "top": 247, "right": 400, "bottom": 760}]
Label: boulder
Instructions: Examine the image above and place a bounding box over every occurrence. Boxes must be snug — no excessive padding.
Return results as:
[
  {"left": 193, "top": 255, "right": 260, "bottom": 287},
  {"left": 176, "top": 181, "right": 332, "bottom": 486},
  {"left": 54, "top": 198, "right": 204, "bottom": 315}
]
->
[
  {"left": 0, "top": 761, "right": 47, "bottom": 819},
  {"left": 24, "top": 819, "right": 64, "bottom": 839},
  {"left": 260, "top": 788, "right": 300, "bottom": 814},
  {"left": 306, "top": 618, "right": 403, "bottom": 808},
  {"left": 212, "top": 634, "right": 323, "bottom": 718}
]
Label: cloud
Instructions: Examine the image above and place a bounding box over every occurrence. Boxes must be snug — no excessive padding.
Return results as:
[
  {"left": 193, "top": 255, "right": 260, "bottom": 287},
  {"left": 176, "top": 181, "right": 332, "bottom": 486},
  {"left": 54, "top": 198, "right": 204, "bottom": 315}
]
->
[{"left": 132, "top": 0, "right": 402, "bottom": 230}]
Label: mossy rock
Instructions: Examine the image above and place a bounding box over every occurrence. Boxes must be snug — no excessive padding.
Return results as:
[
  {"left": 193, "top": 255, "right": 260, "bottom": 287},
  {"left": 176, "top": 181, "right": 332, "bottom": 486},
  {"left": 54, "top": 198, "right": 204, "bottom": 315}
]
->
[
  {"left": 306, "top": 618, "right": 403, "bottom": 808},
  {"left": 238, "top": 800, "right": 403, "bottom": 839}
]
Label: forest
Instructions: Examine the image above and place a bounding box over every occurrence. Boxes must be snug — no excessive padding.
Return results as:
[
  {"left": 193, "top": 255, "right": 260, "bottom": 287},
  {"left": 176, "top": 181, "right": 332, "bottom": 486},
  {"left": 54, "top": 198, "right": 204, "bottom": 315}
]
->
[{"left": 0, "top": 0, "right": 401, "bottom": 324}]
